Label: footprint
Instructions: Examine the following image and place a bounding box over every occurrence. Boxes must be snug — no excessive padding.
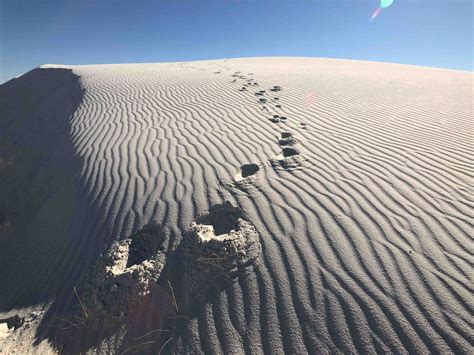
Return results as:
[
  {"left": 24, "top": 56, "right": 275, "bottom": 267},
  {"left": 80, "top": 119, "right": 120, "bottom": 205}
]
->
[
  {"left": 258, "top": 98, "right": 267, "bottom": 104},
  {"left": 278, "top": 132, "right": 298, "bottom": 145},
  {"left": 183, "top": 201, "right": 261, "bottom": 283},
  {"left": 233, "top": 163, "right": 261, "bottom": 188},
  {"left": 282, "top": 147, "right": 299, "bottom": 157},
  {"left": 270, "top": 86, "right": 282, "bottom": 92},
  {"left": 240, "top": 164, "right": 260, "bottom": 178},
  {"left": 275, "top": 104, "right": 282, "bottom": 108},
  {"left": 126, "top": 224, "right": 166, "bottom": 267},
  {"left": 255, "top": 90, "right": 265, "bottom": 96},
  {"left": 269, "top": 115, "right": 280, "bottom": 123},
  {"left": 270, "top": 147, "right": 304, "bottom": 170},
  {"left": 72, "top": 222, "right": 169, "bottom": 330}
]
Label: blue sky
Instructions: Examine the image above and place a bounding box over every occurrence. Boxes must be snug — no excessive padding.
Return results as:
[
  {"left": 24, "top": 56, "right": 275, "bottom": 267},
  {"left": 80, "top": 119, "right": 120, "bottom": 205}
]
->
[{"left": 0, "top": 0, "right": 472, "bottom": 83}]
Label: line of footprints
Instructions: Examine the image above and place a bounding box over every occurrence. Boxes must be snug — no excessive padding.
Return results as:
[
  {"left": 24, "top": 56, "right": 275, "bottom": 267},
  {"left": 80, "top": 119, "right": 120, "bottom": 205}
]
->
[{"left": 226, "top": 69, "right": 308, "bottom": 182}]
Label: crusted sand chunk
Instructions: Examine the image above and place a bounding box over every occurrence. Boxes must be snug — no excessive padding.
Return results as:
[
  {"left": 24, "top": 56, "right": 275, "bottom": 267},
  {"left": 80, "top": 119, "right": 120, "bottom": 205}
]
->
[
  {"left": 77, "top": 223, "right": 167, "bottom": 328},
  {"left": 181, "top": 202, "right": 261, "bottom": 280}
]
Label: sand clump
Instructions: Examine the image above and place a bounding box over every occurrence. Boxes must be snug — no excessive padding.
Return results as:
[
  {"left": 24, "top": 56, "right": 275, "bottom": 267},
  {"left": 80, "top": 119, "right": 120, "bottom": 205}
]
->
[
  {"left": 181, "top": 202, "right": 261, "bottom": 286},
  {"left": 77, "top": 223, "right": 167, "bottom": 329},
  {"left": 70, "top": 205, "right": 260, "bottom": 329}
]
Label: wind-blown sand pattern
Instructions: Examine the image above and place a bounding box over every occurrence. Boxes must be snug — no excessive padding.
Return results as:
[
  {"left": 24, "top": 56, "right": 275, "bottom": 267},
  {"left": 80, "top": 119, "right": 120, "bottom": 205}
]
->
[{"left": 0, "top": 58, "right": 472, "bottom": 353}]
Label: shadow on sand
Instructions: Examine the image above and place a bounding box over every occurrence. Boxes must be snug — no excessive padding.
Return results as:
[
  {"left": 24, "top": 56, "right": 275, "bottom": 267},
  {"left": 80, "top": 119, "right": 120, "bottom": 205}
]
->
[
  {"left": 0, "top": 67, "right": 86, "bottom": 312},
  {"left": 0, "top": 69, "right": 255, "bottom": 354},
  {"left": 0, "top": 68, "right": 121, "bottom": 352}
]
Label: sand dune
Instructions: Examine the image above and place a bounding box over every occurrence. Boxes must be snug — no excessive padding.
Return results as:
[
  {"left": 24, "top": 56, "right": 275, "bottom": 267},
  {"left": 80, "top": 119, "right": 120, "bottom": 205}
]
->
[{"left": 0, "top": 58, "right": 472, "bottom": 353}]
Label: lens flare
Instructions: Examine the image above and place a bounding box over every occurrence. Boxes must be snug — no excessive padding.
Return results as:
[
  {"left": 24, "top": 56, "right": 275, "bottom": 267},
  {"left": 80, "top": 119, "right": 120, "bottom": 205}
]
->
[
  {"left": 380, "top": 0, "right": 394, "bottom": 9},
  {"left": 371, "top": 7, "right": 382, "bottom": 21},
  {"left": 371, "top": 0, "right": 394, "bottom": 21}
]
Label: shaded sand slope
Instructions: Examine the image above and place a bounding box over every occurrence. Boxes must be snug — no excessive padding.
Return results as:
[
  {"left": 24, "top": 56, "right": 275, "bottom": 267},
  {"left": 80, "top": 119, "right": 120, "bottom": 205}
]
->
[
  {"left": 0, "top": 58, "right": 472, "bottom": 353},
  {"left": 0, "top": 68, "right": 85, "bottom": 309}
]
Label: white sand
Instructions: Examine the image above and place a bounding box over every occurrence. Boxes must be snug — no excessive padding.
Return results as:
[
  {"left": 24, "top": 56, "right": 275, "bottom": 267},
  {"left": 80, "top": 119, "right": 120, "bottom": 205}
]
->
[{"left": 0, "top": 58, "right": 472, "bottom": 353}]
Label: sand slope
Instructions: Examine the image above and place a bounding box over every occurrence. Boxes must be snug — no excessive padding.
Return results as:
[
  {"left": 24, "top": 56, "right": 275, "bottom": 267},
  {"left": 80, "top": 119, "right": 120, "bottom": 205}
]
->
[{"left": 0, "top": 58, "right": 472, "bottom": 353}]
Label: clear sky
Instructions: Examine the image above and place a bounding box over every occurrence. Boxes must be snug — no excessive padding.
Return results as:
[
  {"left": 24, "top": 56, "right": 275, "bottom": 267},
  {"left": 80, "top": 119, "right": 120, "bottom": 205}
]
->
[{"left": 0, "top": 0, "right": 472, "bottom": 83}]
